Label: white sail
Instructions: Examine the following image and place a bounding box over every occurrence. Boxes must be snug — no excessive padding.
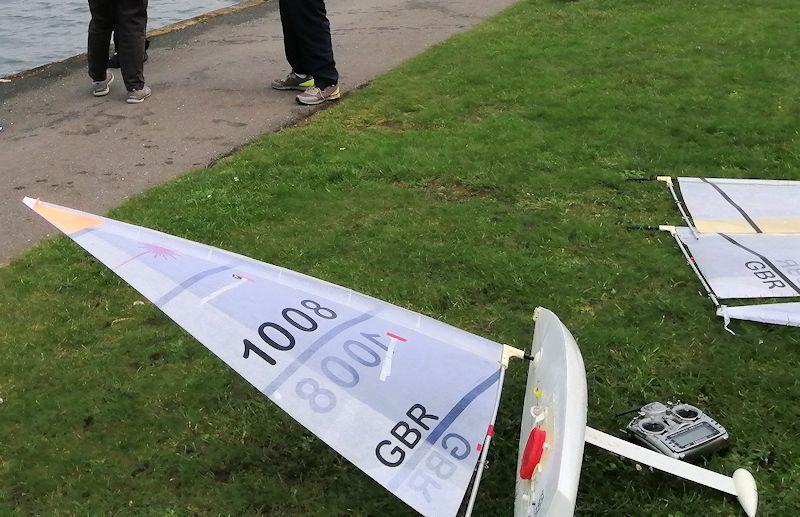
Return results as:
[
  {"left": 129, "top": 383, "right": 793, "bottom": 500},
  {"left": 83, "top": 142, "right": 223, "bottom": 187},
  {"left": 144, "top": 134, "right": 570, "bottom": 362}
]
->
[
  {"left": 718, "top": 303, "right": 800, "bottom": 328},
  {"left": 515, "top": 308, "right": 586, "bottom": 517},
  {"left": 23, "top": 198, "right": 506, "bottom": 517},
  {"left": 676, "top": 177, "right": 800, "bottom": 234},
  {"left": 674, "top": 227, "right": 800, "bottom": 299}
]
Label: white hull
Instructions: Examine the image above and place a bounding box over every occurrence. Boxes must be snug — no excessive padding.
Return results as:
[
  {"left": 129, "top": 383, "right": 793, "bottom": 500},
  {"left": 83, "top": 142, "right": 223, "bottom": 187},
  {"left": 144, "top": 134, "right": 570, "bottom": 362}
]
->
[{"left": 514, "top": 308, "right": 587, "bottom": 517}]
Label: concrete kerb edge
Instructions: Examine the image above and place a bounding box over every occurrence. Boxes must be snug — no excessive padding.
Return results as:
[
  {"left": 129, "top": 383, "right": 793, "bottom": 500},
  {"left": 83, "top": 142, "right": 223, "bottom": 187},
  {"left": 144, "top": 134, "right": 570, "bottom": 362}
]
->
[
  {"left": 147, "top": 0, "right": 271, "bottom": 38},
  {"left": 202, "top": 75, "right": 375, "bottom": 179}
]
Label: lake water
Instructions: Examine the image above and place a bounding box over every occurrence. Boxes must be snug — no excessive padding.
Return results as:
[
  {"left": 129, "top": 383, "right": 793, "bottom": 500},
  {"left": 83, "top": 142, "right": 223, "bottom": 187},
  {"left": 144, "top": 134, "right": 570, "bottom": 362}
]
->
[{"left": 0, "top": 0, "right": 242, "bottom": 77}]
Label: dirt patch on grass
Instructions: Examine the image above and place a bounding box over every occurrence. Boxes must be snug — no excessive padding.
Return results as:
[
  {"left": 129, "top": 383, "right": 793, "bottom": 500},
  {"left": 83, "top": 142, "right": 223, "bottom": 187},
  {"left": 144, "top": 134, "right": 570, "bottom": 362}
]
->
[
  {"left": 340, "top": 114, "right": 415, "bottom": 132},
  {"left": 394, "top": 180, "right": 495, "bottom": 201}
]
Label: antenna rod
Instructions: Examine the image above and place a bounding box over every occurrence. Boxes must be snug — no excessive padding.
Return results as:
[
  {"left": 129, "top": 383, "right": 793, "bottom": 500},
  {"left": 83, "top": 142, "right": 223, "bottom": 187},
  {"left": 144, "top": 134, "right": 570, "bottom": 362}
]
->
[{"left": 627, "top": 225, "right": 663, "bottom": 232}]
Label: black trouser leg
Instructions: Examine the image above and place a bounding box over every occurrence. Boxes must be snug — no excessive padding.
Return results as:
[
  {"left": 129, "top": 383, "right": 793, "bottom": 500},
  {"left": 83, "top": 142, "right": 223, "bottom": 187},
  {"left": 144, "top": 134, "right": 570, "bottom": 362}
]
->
[
  {"left": 279, "top": 0, "right": 307, "bottom": 75},
  {"left": 115, "top": 0, "right": 148, "bottom": 91},
  {"left": 283, "top": 0, "right": 338, "bottom": 88},
  {"left": 87, "top": 0, "right": 114, "bottom": 81},
  {"left": 112, "top": 34, "right": 148, "bottom": 55}
]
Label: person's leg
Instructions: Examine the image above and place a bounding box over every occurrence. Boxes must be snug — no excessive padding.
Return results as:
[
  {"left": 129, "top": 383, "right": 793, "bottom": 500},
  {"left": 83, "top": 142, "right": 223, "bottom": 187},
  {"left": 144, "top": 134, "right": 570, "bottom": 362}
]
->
[
  {"left": 293, "top": 0, "right": 338, "bottom": 89},
  {"left": 87, "top": 0, "right": 114, "bottom": 82},
  {"left": 109, "top": 34, "right": 148, "bottom": 68},
  {"left": 279, "top": 0, "right": 306, "bottom": 75},
  {"left": 272, "top": 0, "right": 316, "bottom": 90},
  {"left": 115, "top": 0, "right": 148, "bottom": 92},
  {"left": 292, "top": 0, "right": 339, "bottom": 104}
]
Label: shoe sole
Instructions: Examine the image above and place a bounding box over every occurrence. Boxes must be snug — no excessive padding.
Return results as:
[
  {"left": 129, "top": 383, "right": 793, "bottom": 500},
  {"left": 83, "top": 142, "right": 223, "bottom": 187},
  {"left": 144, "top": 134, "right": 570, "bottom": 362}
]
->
[
  {"left": 126, "top": 91, "right": 151, "bottom": 104},
  {"left": 296, "top": 91, "right": 341, "bottom": 106},
  {"left": 272, "top": 79, "right": 314, "bottom": 91},
  {"left": 93, "top": 73, "right": 114, "bottom": 97}
]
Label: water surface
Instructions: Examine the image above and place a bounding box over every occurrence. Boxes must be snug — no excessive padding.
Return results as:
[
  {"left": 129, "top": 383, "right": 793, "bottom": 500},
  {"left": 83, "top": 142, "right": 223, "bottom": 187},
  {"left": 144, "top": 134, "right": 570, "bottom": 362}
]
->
[{"left": 0, "top": 0, "right": 242, "bottom": 77}]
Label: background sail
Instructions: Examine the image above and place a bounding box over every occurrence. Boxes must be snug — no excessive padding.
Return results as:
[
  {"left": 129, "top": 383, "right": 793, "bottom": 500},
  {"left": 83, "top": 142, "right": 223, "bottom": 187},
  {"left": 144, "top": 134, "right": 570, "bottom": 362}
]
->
[
  {"left": 24, "top": 198, "right": 504, "bottom": 517},
  {"left": 677, "top": 177, "right": 800, "bottom": 234},
  {"left": 675, "top": 227, "right": 800, "bottom": 299},
  {"left": 719, "top": 303, "right": 800, "bottom": 327}
]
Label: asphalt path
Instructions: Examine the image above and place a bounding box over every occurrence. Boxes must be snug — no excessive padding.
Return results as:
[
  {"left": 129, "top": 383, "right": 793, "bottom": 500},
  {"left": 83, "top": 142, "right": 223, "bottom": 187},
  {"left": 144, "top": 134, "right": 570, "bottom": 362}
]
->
[{"left": 0, "top": 0, "right": 516, "bottom": 265}]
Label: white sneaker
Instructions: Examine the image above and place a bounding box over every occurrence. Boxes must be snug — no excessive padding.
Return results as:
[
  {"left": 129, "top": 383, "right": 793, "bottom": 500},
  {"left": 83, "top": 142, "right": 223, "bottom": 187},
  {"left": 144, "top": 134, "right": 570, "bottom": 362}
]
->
[
  {"left": 92, "top": 72, "right": 114, "bottom": 97},
  {"left": 296, "top": 84, "right": 340, "bottom": 105},
  {"left": 126, "top": 85, "right": 152, "bottom": 104}
]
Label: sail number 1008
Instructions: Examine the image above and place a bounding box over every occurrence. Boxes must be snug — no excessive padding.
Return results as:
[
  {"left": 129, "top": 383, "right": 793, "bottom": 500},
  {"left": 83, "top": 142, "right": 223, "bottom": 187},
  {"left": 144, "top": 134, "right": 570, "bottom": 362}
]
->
[{"left": 242, "top": 299, "right": 337, "bottom": 365}]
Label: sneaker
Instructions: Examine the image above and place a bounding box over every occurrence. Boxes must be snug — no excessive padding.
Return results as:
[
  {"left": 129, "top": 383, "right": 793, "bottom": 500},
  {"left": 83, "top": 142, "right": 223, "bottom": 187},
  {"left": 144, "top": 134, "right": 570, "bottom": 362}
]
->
[
  {"left": 126, "top": 85, "right": 152, "bottom": 104},
  {"left": 92, "top": 72, "right": 114, "bottom": 97},
  {"left": 272, "top": 71, "right": 314, "bottom": 91},
  {"left": 296, "top": 84, "right": 340, "bottom": 105}
]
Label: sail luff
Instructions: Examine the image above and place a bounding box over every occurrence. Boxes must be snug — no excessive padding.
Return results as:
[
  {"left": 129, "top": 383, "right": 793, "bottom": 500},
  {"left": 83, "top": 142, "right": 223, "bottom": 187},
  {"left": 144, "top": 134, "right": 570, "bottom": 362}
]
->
[
  {"left": 464, "top": 364, "right": 507, "bottom": 516},
  {"left": 662, "top": 227, "right": 722, "bottom": 308},
  {"left": 658, "top": 177, "right": 699, "bottom": 237}
]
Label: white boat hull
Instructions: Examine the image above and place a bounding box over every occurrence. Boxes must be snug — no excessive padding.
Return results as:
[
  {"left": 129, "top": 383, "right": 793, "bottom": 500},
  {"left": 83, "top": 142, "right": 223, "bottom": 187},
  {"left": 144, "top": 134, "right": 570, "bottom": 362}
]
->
[{"left": 514, "top": 308, "right": 587, "bottom": 517}]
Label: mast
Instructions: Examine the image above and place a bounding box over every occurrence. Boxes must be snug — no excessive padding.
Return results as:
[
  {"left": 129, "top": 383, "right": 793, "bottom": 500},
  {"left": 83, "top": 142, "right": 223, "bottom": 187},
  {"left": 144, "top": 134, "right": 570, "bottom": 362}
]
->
[
  {"left": 660, "top": 225, "right": 723, "bottom": 310},
  {"left": 657, "top": 176, "right": 699, "bottom": 238},
  {"left": 464, "top": 344, "right": 525, "bottom": 516}
]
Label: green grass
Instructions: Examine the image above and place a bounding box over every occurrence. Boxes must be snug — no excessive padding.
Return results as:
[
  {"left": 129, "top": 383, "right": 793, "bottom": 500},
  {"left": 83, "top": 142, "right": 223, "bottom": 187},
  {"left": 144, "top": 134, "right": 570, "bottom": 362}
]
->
[{"left": 2, "top": 0, "right": 800, "bottom": 514}]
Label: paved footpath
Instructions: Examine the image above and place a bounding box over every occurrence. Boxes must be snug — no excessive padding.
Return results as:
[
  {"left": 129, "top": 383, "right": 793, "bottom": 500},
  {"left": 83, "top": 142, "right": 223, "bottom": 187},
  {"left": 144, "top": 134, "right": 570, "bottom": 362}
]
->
[{"left": 0, "top": 0, "right": 516, "bottom": 265}]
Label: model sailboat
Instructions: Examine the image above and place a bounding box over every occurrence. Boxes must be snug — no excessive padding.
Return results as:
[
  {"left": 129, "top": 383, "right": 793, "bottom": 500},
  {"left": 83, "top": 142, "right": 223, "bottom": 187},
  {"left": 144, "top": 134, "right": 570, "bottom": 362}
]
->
[
  {"left": 24, "top": 197, "right": 757, "bottom": 516},
  {"left": 658, "top": 176, "right": 800, "bottom": 329}
]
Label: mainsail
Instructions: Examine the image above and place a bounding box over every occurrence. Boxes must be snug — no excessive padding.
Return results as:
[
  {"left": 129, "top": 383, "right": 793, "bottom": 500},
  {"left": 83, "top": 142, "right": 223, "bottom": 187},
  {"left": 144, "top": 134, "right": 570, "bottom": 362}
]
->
[
  {"left": 23, "top": 198, "right": 506, "bottom": 517},
  {"left": 665, "top": 177, "right": 800, "bottom": 234}
]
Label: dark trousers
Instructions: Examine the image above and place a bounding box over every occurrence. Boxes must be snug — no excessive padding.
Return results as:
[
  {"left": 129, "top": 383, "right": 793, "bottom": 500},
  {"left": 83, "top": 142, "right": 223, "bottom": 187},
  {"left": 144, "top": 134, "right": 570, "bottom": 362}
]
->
[
  {"left": 279, "top": 0, "right": 338, "bottom": 88},
  {"left": 88, "top": 0, "right": 148, "bottom": 91},
  {"left": 114, "top": 33, "right": 150, "bottom": 54}
]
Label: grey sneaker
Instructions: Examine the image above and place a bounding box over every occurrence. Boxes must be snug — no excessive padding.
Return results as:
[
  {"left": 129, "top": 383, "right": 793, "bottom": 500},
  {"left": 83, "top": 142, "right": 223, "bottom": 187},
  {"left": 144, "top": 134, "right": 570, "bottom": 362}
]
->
[
  {"left": 126, "top": 85, "right": 152, "bottom": 104},
  {"left": 92, "top": 72, "right": 114, "bottom": 97},
  {"left": 296, "top": 84, "right": 340, "bottom": 105},
  {"left": 272, "top": 71, "right": 314, "bottom": 91}
]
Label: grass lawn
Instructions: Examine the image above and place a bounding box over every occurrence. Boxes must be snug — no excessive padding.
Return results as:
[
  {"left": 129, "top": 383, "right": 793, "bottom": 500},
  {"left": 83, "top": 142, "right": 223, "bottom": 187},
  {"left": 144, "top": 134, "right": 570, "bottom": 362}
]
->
[{"left": 2, "top": 0, "right": 800, "bottom": 514}]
